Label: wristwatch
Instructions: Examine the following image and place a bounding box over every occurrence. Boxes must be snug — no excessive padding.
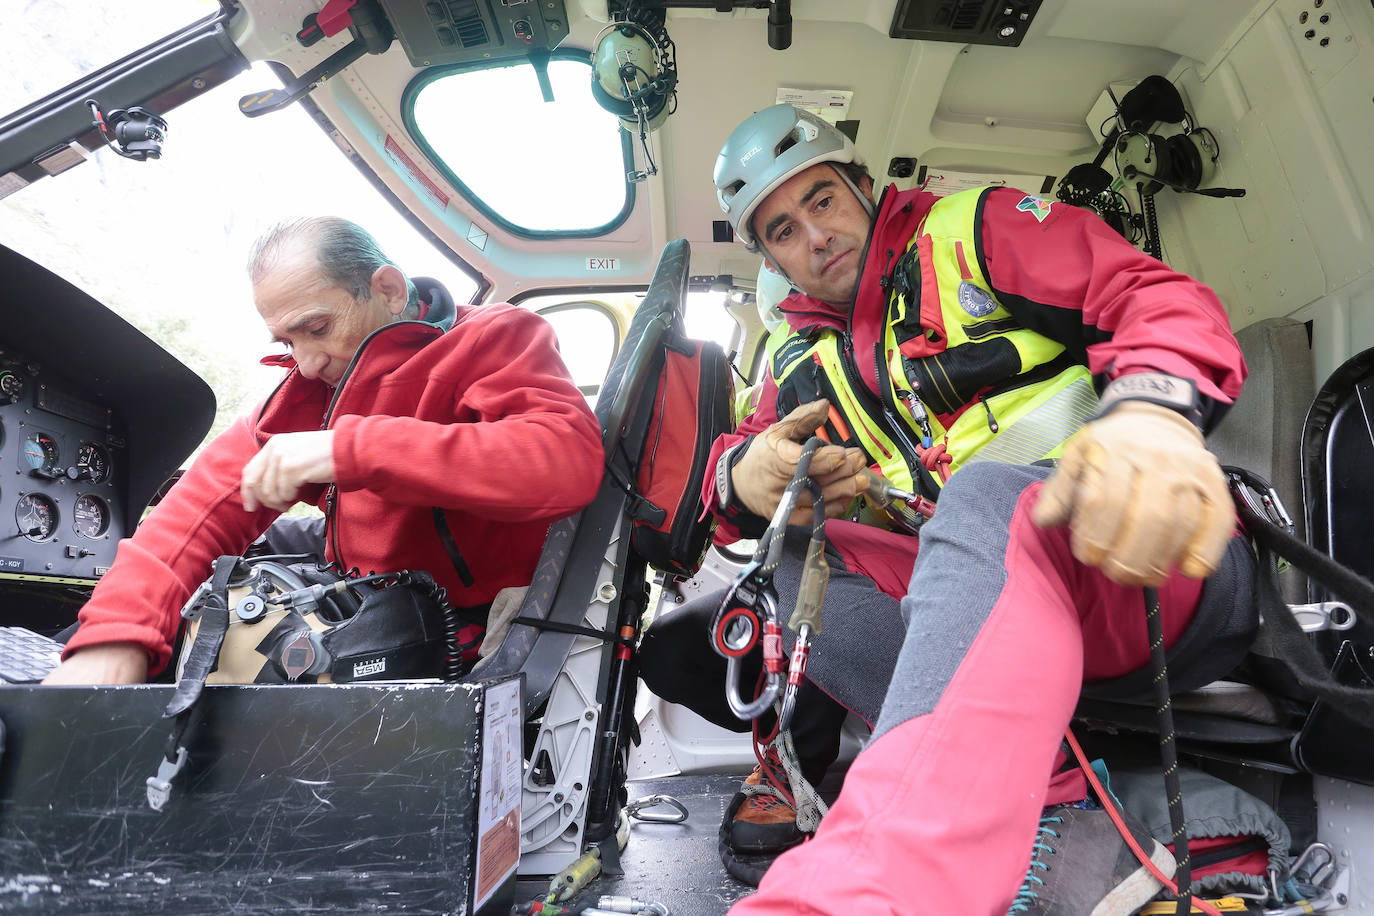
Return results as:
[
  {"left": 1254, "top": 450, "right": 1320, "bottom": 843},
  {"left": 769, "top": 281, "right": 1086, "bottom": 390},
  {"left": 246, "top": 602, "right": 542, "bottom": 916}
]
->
[{"left": 1096, "top": 372, "right": 1204, "bottom": 428}]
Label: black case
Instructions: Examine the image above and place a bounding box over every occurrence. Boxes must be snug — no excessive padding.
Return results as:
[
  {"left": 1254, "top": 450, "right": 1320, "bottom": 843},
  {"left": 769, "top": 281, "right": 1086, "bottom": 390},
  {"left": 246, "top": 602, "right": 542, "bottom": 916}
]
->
[{"left": 0, "top": 679, "right": 521, "bottom": 914}]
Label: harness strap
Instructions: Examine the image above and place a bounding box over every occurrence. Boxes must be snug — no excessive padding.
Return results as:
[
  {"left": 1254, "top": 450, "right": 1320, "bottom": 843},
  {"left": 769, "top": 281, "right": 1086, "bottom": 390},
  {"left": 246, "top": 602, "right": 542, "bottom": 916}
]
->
[
  {"left": 431, "top": 507, "right": 475, "bottom": 588},
  {"left": 509, "top": 615, "right": 629, "bottom": 644},
  {"left": 163, "top": 555, "right": 242, "bottom": 718}
]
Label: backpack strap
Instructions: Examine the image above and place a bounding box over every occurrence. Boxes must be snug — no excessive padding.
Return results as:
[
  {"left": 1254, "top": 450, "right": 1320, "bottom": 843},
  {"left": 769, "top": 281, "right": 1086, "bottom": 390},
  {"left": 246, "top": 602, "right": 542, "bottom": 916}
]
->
[{"left": 1234, "top": 491, "right": 1374, "bottom": 725}]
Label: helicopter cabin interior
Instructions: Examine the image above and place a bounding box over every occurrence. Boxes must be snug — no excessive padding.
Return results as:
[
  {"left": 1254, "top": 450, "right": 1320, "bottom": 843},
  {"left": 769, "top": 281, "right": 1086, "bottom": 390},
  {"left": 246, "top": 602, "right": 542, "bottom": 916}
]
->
[{"left": 1, "top": 0, "right": 1374, "bottom": 913}]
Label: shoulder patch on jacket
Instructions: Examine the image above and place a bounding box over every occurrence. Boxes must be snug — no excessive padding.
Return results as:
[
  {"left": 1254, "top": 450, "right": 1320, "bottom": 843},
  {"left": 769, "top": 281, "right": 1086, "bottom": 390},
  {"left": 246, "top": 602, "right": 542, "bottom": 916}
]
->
[
  {"left": 773, "top": 335, "right": 818, "bottom": 377},
  {"left": 1015, "top": 195, "right": 1054, "bottom": 222}
]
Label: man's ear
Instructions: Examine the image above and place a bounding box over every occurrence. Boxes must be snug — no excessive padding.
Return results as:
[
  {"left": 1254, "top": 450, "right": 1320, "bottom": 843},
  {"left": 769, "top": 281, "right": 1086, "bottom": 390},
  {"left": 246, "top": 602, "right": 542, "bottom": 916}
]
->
[
  {"left": 858, "top": 174, "right": 875, "bottom": 206},
  {"left": 371, "top": 265, "right": 409, "bottom": 316}
]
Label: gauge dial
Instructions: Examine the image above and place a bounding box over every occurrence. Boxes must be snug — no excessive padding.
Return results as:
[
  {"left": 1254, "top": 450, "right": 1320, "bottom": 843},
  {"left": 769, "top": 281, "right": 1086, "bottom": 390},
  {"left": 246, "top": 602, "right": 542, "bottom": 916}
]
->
[
  {"left": 73, "top": 442, "right": 110, "bottom": 483},
  {"left": 22, "top": 433, "right": 58, "bottom": 472},
  {"left": 15, "top": 493, "right": 58, "bottom": 540},
  {"left": 0, "top": 370, "right": 26, "bottom": 402},
  {"left": 73, "top": 494, "right": 110, "bottom": 538}
]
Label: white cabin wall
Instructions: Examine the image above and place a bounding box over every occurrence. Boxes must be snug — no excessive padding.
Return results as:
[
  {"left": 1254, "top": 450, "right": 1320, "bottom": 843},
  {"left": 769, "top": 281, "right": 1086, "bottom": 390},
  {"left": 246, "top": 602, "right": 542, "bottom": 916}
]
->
[{"left": 1146, "top": 0, "right": 1374, "bottom": 386}]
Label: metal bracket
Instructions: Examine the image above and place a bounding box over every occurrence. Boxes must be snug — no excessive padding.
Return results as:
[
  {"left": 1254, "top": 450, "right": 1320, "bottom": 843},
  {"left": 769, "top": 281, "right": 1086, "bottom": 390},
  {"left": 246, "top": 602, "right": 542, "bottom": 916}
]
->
[{"left": 1289, "top": 601, "right": 1356, "bottom": 633}]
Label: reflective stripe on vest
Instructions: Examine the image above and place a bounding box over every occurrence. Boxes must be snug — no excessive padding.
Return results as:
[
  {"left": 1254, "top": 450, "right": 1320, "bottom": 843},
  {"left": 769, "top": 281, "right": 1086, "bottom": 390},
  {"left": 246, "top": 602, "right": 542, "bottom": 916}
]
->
[{"left": 772, "top": 186, "right": 1097, "bottom": 506}]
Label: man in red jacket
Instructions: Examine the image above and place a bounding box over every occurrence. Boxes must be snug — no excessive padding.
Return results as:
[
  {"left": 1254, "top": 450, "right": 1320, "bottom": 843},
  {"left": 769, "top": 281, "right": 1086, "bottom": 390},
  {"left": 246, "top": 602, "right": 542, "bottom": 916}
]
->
[
  {"left": 45, "top": 217, "right": 604, "bottom": 685},
  {"left": 640, "top": 105, "right": 1255, "bottom": 912}
]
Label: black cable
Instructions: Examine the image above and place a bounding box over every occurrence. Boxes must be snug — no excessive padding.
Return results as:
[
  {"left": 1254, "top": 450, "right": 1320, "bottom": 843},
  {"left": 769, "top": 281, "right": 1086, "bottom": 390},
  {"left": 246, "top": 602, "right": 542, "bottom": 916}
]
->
[
  {"left": 1140, "top": 189, "right": 1163, "bottom": 260},
  {"left": 1144, "top": 584, "right": 1191, "bottom": 915}
]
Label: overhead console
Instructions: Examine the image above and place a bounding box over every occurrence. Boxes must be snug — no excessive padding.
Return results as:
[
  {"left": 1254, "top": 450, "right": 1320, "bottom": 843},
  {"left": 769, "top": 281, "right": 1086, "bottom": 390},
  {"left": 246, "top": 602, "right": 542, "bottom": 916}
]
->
[
  {"left": 0, "top": 245, "right": 215, "bottom": 599},
  {"left": 378, "top": 0, "right": 571, "bottom": 67},
  {"left": 889, "top": 0, "right": 1045, "bottom": 47}
]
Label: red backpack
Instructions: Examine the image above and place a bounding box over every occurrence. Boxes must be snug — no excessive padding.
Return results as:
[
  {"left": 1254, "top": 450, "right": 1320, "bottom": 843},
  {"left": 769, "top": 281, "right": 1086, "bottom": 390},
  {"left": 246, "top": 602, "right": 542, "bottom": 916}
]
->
[{"left": 625, "top": 333, "right": 734, "bottom": 578}]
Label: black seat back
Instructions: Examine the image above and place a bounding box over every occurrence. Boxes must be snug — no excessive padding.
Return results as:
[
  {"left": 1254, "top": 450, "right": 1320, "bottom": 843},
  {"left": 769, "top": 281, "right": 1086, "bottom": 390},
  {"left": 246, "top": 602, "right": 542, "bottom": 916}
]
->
[{"left": 465, "top": 239, "right": 692, "bottom": 717}]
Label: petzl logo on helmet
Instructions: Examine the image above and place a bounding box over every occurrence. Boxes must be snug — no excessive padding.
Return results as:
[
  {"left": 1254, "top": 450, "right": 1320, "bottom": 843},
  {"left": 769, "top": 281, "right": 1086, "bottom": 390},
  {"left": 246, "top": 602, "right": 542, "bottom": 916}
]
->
[
  {"left": 741, "top": 145, "right": 762, "bottom": 167},
  {"left": 1016, "top": 196, "right": 1053, "bottom": 222},
  {"left": 957, "top": 281, "right": 997, "bottom": 317}
]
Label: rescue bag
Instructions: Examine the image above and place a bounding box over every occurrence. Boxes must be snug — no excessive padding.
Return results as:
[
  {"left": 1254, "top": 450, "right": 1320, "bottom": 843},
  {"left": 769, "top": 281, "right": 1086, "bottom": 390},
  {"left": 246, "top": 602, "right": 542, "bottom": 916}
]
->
[{"left": 621, "top": 332, "right": 734, "bottom": 578}]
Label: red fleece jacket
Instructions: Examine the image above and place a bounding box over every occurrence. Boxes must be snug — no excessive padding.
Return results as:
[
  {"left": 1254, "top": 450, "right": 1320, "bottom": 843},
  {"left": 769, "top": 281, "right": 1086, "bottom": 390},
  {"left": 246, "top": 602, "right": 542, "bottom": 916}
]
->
[
  {"left": 65, "top": 303, "right": 605, "bottom": 674},
  {"left": 706, "top": 184, "right": 1247, "bottom": 543}
]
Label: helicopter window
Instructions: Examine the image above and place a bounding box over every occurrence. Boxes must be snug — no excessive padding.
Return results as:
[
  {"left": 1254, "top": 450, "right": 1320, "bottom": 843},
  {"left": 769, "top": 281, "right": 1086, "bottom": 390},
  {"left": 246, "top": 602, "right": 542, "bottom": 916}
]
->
[
  {"left": 534, "top": 302, "right": 619, "bottom": 403},
  {"left": 405, "top": 54, "right": 634, "bottom": 237},
  {"left": 1, "top": 20, "right": 483, "bottom": 452}
]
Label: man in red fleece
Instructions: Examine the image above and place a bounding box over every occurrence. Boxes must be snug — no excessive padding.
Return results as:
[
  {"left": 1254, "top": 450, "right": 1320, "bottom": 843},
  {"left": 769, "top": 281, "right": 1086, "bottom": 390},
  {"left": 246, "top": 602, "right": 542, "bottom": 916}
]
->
[
  {"left": 45, "top": 217, "right": 604, "bottom": 685},
  {"left": 639, "top": 104, "right": 1256, "bottom": 912}
]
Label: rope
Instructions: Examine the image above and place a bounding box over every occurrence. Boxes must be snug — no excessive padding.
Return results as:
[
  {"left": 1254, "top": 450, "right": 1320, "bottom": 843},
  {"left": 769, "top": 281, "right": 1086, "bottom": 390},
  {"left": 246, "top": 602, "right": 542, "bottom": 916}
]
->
[
  {"left": 918, "top": 441, "right": 952, "bottom": 482},
  {"left": 1065, "top": 729, "right": 1222, "bottom": 916},
  {"left": 1141, "top": 585, "right": 1193, "bottom": 915},
  {"left": 774, "top": 729, "right": 827, "bottom": 833}
]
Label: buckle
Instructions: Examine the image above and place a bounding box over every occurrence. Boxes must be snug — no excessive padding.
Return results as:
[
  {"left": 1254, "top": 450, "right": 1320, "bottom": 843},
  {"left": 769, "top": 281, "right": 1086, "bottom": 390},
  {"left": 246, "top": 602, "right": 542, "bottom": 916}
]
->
[{"left": 146, "top": 745, "right": 188, "bottom": 812}]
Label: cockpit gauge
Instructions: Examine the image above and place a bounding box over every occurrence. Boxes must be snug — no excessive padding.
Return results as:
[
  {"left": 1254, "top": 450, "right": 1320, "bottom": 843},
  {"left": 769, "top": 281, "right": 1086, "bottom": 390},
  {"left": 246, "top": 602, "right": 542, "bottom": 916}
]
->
[
  {"left": 15, "top": 493, "right": 58, "bottom": 541},
  {"left": 22, "top": 433, "right": 59, "bottom": 476},
  {"left": 70, "top": 442, "right": 111, "bottom": 483},
  {"left": 0, "top": 369, "right": 26, "bottom": 404},
  {"left": 73, "top": 494, "right": 110, "bottom": 538}
]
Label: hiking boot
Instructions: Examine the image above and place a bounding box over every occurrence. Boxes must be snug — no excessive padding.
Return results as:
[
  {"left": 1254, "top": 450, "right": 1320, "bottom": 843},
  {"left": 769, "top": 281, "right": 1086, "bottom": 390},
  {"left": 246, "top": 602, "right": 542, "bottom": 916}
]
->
[
  {"left": 718, "top": 762, "right": 807, "bottom": 887},
  {"left": 1006, "top": 799, "right": 1176, "bottom": 916},
  {"left": 728, "top": 763, "right": 805, "bottom": 853}
]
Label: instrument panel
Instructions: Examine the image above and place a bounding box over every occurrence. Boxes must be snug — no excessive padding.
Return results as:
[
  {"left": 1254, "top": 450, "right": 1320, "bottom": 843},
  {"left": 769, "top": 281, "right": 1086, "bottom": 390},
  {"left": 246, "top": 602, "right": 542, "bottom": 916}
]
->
[{"left": 0, "top": 348, "right": 126, "bottom": 582}]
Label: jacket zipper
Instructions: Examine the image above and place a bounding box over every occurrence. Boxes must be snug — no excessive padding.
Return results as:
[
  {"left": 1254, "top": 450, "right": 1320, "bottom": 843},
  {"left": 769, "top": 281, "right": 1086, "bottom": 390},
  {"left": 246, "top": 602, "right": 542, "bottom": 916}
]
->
[
  {"left": 976, "top": 352, "right": 1079, "bottom": 408},
  {"left": 978, "top": 393, "right": 1000, "bottom": 433},
  {"left": 869, "top": 343, "right": 941, "bottom": 500},
  {"left": 316, "top": 319, "right": 440, "bottom": 573}
]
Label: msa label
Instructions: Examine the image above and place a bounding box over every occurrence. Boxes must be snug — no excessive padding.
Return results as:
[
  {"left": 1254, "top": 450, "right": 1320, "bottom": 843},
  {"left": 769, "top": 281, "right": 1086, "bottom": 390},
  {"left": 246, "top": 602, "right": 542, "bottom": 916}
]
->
[
  {"left": 353, "top": 657, "right": 387, "bottom": 678},
  {"left": 586, "top": 257, "right": 619, "bottom": 271}
]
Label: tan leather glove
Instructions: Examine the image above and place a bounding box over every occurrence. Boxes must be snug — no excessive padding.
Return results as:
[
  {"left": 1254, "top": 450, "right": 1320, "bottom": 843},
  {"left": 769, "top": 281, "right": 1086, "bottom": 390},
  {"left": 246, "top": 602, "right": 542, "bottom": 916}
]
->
[
  {"left": 479, "top": 585, "right": 530, "bottom": 658},
  {"left": 1032, "top": 400, "right": 1234, "bottom": 586},
  {"left": 728, "top": 399, "right": 869, "bottom": 526}
]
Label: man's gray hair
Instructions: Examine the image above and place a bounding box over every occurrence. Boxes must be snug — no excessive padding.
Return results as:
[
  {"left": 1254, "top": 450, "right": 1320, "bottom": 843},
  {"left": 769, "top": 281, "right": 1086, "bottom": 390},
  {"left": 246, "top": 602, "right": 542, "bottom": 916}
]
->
[{"left": 248, "top": 217, "right": 420, "bottom": 317}]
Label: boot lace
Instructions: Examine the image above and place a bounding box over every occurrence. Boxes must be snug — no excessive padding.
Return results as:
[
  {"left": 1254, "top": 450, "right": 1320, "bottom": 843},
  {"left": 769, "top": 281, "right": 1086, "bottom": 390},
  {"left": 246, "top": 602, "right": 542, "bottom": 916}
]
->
[{"left": 1006, "top": 815, "right": 1063, "bottom": 914}]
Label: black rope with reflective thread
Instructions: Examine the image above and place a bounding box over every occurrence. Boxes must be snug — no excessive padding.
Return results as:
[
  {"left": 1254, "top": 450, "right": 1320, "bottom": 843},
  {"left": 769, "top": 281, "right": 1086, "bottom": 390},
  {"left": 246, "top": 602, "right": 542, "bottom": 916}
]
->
[{"left": 1145, "top": 584, "right": 1191, "bottom": 915}]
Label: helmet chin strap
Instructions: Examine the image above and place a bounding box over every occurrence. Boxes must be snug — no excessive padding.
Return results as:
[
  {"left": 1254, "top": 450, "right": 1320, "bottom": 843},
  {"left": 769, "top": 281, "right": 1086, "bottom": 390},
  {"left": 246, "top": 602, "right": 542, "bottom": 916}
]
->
[{"left": 754, "top": 163, "right": 876, "bottom": 301}]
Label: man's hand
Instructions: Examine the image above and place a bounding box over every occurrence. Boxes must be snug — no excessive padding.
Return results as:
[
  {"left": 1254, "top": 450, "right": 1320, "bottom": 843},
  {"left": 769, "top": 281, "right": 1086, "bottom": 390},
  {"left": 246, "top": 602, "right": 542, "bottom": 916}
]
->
[
  {"left": 732, "top": 400, "right": 869, "bottom": 525},
  {"left": 241, "top": 430, "right": 336, "bottom": 512},
  {"left": 1032, "top": 401, "right": 1234, "bottom": 586},
  {"left": 42, "top": 643, "right": 148, "bottom": 685}
]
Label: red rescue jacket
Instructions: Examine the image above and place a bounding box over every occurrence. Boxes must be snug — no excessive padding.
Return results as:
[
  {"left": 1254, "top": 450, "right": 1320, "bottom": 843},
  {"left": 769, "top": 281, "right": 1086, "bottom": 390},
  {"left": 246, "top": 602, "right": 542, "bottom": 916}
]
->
[
  {"left": 65, "top": 303, "right": 605, "bottom": 673},
  {"left": 706, "top": 184, "right": 1247, "bottom": 545}
]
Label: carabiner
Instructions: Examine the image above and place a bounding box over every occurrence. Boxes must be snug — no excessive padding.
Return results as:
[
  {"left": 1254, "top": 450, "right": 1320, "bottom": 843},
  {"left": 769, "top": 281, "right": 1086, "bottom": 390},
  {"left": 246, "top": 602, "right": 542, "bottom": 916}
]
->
[
  {"left": 1225, "top": 467, "right": 1294, "bottom": 533},
  {"left": 625, "top": 794, "right": 688, "bottom": 824},
  {"left": 776, "top": 622, "right": 812, "bottom": 733},
  {"left": 724, "top": 592, "right": 785, "bottom": 722}
]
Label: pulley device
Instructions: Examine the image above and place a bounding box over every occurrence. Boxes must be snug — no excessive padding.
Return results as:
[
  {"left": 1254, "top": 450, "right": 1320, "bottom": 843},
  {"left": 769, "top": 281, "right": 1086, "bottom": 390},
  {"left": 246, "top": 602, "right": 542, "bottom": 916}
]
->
[
  {"left": 1056, "top": 75, "right": 1245, "bottom": 259},
  {"left": 590, "top": 1, "right": 679, "bottom": 182}
]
